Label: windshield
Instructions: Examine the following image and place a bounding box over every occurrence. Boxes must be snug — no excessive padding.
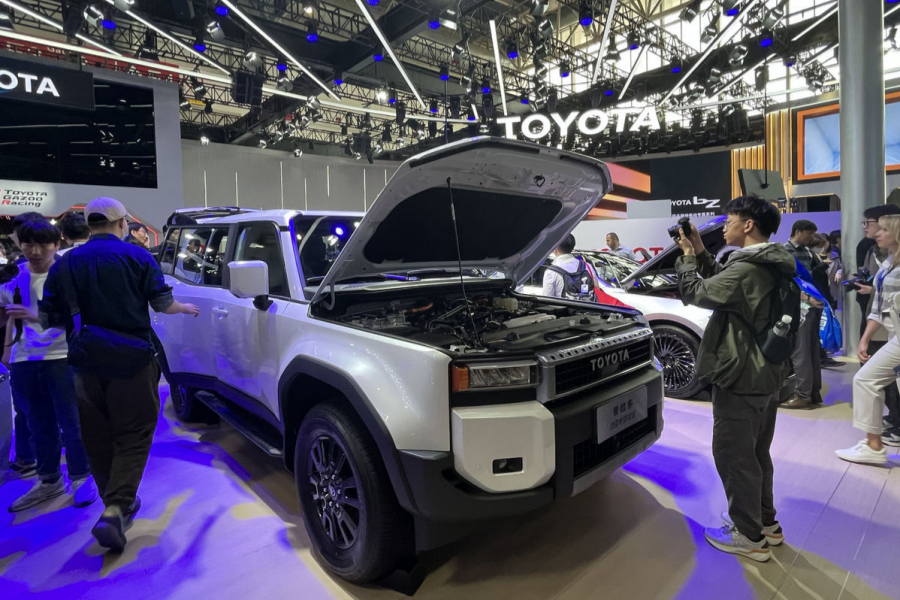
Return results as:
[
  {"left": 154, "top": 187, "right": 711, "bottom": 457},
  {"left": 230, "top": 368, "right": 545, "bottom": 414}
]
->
[
  {"left": 295, "top": 216, "right": 360, "bottom": 284},
  {"left": 580, "top": 252, "right": 676, "bottom": 291}
]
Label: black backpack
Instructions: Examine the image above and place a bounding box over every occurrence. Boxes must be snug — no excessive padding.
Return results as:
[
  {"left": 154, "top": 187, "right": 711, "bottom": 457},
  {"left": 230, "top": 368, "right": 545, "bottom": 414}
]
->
[
  {"left": 738, "top": 266, "right": 801, "bottom": 364},
  {"left": 548, "top": 260, "right": 596, "bottom": 302}
]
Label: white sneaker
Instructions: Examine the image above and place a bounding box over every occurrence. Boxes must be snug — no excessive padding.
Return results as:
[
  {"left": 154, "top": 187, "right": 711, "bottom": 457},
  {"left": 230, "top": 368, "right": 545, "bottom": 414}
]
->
[
  {"left": 721, "top": 512, "right": 785, "bottom": 546},
  {"left": 8, "top": 479, "right": 67, "bottom": 512},
  {"left": 704, "top": 524, "right": 771, "bottom": 562},
  {"left": 71, "top": 476, "right": 99, "bottom": 508},
  {"left": 835, "top": 441, "right": 888, "bottom": 465}
]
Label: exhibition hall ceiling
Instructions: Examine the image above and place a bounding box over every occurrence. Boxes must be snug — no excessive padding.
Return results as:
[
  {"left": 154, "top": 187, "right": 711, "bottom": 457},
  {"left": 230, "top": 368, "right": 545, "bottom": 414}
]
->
[{"left": 0, "top": 0, "right": 894, "bottom": 161}]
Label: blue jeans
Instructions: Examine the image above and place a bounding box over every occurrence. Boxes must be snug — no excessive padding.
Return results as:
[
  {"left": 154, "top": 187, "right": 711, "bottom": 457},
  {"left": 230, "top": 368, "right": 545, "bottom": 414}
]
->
[{"left": 11, "top": 359, "right": 91, "bottom": 482}]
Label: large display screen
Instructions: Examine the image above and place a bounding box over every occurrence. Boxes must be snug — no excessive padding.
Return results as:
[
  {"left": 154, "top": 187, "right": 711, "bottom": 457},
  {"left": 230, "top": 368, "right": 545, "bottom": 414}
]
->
[
  {"left": 796, "top": 91, "right": 900, "bottom": 182},
  {"left": 0, "top": 78, "right": 158, "bottom": 188}
]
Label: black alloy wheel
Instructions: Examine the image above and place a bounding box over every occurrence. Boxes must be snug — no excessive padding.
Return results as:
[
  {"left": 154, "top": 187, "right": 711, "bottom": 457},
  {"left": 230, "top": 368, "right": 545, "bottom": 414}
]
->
[
  {"left": 653, "top": 324, "right": 704, "bottom": 399},
  {"left": 170, "top": 385, "right": 217, "bottom": 423},
  {"left": 295, "top": 403, "right": 411, "bottom": 583},
  {"left": 309, "top": 434, "right": 361, "bottom": 549}
]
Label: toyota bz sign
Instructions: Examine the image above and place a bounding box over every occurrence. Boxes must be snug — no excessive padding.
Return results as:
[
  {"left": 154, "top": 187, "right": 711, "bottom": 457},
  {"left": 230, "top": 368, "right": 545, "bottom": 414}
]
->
[{"left": 0, "top": 54, "right": 94, "bottom": 111}]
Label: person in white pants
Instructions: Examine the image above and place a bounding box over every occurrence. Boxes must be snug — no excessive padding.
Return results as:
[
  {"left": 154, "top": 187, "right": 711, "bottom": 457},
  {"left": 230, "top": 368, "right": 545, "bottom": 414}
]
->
[{"left": 837, "top": 215, "right": 900, "bottom": 465}]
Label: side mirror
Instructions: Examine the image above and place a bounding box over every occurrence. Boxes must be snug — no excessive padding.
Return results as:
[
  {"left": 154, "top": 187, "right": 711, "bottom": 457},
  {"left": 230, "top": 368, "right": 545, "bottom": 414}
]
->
[{"left": 228, "top": 261, "right": 272, "bottom": 310}]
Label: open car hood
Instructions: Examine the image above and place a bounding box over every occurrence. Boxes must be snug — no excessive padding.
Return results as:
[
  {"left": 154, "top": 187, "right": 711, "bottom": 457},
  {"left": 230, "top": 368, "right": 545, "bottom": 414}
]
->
[
  {"left": 621, "top": 215, "right": 727, "bottom": 285},
  {"left": 312, "top": 137, "right": 612, "bottom": 303}
]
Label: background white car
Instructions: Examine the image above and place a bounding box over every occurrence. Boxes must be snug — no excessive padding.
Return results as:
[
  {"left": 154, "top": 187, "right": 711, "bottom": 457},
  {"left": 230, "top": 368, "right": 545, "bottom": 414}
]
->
[{"left": 522, "top": 217, "right": 730, "bottom": 399}]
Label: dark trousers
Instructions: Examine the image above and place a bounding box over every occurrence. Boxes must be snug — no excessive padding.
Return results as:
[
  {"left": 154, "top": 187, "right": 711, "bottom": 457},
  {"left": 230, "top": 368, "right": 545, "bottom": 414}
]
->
[
  {"left": 12, "top": 385, "right": 35, "bottom": 465},
  {"left": 712, "top": 386, "right": 779, "bottom": 542},
  {"left": 868, "top": 340, "right": 900, "bottom": 423},
  {"left": 11, "top": 359, "right": 91, "bottom": 482},
  {"left": 791, "top": 307, "right": 823, "bottom": 402},
  {"left": 74, "top": 360, "right": 161, "bottom": 510}
]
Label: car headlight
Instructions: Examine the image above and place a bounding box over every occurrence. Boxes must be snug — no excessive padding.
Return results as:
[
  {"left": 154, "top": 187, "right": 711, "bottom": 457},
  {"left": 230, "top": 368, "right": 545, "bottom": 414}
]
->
[{"left": 451, "top": 361, "right": 539, "bottom": 392}]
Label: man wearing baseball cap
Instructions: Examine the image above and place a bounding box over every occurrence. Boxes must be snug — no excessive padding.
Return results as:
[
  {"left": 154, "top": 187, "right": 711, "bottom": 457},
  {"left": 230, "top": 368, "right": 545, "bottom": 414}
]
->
[{"left": 39, "top": 197, "right": 199, "bottom": 552}]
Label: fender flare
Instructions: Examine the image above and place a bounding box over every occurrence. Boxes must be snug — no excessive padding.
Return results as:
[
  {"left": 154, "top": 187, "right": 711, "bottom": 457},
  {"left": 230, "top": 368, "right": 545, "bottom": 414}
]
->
[{"left": 278, "top": 355, "right": 418, "bottom": 515}]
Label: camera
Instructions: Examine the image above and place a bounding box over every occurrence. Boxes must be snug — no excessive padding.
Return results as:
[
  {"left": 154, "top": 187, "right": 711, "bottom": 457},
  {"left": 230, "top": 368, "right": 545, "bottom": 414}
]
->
[
  {"left": 667, "top": 217, "right": 693, "bottom": 241},
  {"left": 842, "top": 267, "right": 873, "bottom": 288}
]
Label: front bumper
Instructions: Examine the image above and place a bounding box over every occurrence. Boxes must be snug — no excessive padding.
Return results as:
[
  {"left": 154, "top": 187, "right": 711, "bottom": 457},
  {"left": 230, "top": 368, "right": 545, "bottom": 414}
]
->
[{"left": 397, "top": 366, "right": 664, "bottom": 525}]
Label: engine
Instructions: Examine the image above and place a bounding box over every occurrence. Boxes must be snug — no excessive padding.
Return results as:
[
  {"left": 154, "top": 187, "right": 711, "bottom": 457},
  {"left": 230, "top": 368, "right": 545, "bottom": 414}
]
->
[{"left": 334, "top": 288, "right": 637, "bottom": 354}]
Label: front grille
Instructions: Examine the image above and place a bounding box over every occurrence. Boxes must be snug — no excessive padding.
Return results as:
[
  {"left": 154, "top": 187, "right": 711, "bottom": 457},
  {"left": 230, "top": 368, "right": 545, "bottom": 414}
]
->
[
  {"left": 572, "top": 404, "right": 657, "bottom": 478},
  {"left": 554, "top": 340, "right": 652, "bottom": 396}
]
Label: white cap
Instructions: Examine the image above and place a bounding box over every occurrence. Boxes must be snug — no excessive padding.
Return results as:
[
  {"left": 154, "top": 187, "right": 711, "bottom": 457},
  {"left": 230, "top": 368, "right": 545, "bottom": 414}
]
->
[
  {"left": 85, "top": 197, "right": 128, "bottom": 223},
  {"left": 781, "top": 315, "right": 793, "bottom": 324}
]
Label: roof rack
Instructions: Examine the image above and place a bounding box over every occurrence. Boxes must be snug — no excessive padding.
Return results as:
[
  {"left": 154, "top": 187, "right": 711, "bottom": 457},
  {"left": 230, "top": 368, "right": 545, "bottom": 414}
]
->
[{"left": 165, "top": 207, "right": 258, "bottom": 227}]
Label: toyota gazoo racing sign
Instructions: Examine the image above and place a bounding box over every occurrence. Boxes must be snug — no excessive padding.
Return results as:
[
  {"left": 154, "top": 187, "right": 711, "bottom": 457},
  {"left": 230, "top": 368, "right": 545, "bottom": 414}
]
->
[{"left": 0, "top": 187, "right": 49, "bottom": 209}]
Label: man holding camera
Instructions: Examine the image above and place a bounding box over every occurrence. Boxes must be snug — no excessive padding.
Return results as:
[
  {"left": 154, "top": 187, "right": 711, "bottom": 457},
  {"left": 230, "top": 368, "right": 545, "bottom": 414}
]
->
[{"left": 674, "top": 197, "right": 798, "bottom": 562}]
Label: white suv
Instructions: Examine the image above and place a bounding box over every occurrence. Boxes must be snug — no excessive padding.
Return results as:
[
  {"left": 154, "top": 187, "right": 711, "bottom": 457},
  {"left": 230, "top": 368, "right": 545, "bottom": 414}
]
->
[{"left": 153, "top": 138, "right": 664, "bottom": 585}]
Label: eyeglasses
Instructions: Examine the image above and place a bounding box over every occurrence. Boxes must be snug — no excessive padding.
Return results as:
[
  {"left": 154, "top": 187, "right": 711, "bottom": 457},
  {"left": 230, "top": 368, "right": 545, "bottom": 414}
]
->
[{"left": 862, "top": 219, "right": 878, "bottom": 227}]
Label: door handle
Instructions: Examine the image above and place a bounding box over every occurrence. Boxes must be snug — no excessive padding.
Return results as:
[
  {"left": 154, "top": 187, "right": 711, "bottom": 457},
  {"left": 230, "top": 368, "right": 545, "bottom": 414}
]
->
[{"left": 212, "top": 307, "right": 229, "bottom": 317}]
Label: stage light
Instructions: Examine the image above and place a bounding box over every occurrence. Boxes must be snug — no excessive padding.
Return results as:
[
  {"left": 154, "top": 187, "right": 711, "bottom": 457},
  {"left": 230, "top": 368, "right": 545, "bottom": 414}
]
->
[
  {"left": 307, "top": 22, "right": 318, "bottom": 42},
  {"left": 276, "top": 56, "right": 287, "bottom": 72},
  {"left": 627, "top": 30, "right": 641, "bottom": 50},
  {"left": 723, "top": 0, "right": 740, "bottom": 17},
  {"left": 200, "top": 134, "right": 210, "bottom": 146},
  {"left": 521, "top": 97, "right": 529, "bottom": 104},
  {"left": 466, "top": 106, "right": 476, "bottom": 121},
  {"left": 763, "top": 7, "right": 784, "bottom": 29},
  {"left": 507, "top": 42, "right": 518, "bottom": 59},
  {"left": 783, "top": 54, "right": 797, "bottom": 67},
  {"left": 428, "top": 12, "right": 439, "bottom": 29},
  {"left": 531, "top": 0, "right": 549, "bottom": 17},
  {"left": 277, "top": 75, "right": 293, "bottom": 92},
  {"left": 604, "top": 34, "right": 620, "bottom": 62},
  {"left": 430, "top": 99, "right": 438, "bottom": 113},
  {"left": 680, "top": 0, "right": 701, "bottom": 22},
  {"left": 83, "top": 5, "right": 104, "bottom": 28},
  {"left": 373, "top": 48, "right": 384, "bottom": 61},
  {"left": 702, "top": 16, "right": 719, "bottom": 44},
  {"left": 439, "top": 64, "right": 449, "bottom": 80},
  {"left": 559, "top": 60, "right": 570, "bottom": 77},
  {"left": 191, "top": 76, "right": 207, "bottom": 99},
  {"left": 481, "top": 77, "right": 491, "bottom": 93},
  {"left": 302, "top": 0, "right": 315, "bottom": 14},
  {"left": 671, "top": 57, "right": 683, "bottom": 73},
  {"left": 243, "top": 51, "right": 262, "bottom": 69},
  {"left": 215, "top": 2, "right": 229, "bottom": 16},
  {"left": 206, "top": 21, "right": 225, "bottom": 41},
  {"left": 193, "top": 35, "right": 206, "bottom": 53},
  {"left": 294, "top": 149, "right": 303, "bottom": 157},
  {"left": 759, "top": 29, "right": 773, "bottom": 47},
  {"left": 754, "top": 64, "right": 768, "bottom": 91},
  {"left": 579, "top": 1, "right": 593, "bottom": 26},
  {"left": 334, "top": 70, "right": 343, "bottom": 85},
  {"left": 367, "top": 0, "right": 379, "bottom": 4},
  {"left": 728, "top": 42, "right": 748, "bottom": 65},
  {"left": 388, "top": 87, "right": 398, "bottom": 104}
]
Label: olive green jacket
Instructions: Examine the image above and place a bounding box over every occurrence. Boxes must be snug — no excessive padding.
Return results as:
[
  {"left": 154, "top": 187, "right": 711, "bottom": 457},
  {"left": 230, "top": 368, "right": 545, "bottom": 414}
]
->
[{"left": 675, "top": 243, "right": 797, "bottom": 395}]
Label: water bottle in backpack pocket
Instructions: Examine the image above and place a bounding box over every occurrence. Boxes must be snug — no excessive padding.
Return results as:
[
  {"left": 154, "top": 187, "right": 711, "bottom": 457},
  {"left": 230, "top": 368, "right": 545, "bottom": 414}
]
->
[{"left": 547, "top": 260, "right": 596, "bottom": 302}]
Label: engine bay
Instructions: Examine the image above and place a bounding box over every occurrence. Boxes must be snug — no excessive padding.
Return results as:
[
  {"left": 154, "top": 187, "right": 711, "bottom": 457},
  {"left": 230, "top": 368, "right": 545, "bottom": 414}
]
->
[{"left": 314, "top": 282, "right": 643, "bottom": 354}]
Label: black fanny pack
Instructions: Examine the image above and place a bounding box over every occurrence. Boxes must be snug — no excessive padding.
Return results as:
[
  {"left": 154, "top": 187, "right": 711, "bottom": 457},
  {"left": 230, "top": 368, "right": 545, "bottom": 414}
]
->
[{"left": 60, "top": 254, "right": 154, "bottom": 376}]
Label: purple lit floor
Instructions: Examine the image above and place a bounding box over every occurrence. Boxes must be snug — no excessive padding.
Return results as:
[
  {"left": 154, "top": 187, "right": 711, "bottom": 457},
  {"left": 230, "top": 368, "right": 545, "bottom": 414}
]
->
[{"left": 1, "top": 365, "right": 899, "bottom": 600}]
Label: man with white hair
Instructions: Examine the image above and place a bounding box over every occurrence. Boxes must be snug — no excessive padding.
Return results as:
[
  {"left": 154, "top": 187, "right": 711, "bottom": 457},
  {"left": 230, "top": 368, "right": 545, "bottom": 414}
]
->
[{"left": 39, "top": 197, "right": 199, "bottom": 552}]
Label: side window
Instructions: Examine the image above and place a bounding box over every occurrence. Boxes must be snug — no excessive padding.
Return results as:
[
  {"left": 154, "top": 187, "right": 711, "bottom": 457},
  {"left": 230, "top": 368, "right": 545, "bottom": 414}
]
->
[
  {"left": 175, "top": 228, "right": 212, "bottom": 285},
  {"left": 296, "top": 217, "right": 356, "bottom": 285},
  {"left": 202, "top": 228, "right": 230, "bottom": 286},
  {"left": 235, "top": 223, "right": 289, "bottom": 297},
  {"left": 160, "top": 229, "right": 179, "bottom": 274}
]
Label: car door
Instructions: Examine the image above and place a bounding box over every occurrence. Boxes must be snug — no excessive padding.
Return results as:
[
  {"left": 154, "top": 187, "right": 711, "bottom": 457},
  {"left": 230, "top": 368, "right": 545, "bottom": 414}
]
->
[
  {"left": 153, "top": 226, "right": 227, "bottom": 381},
  {"left": 213, "top": 221, "right": 291, "bottom": 408}
]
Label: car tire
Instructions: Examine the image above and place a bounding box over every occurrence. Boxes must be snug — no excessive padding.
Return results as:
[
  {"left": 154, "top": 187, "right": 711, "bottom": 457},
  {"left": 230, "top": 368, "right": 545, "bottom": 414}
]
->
[
  {"left": 295, "top": 403, "right": 412, "bottom": 583},
  {"left": 652, "top": 324, "right": 704, "bottom": 400},
  {"left": 170, "top": 384, "right": 215, "bottom": 423}
]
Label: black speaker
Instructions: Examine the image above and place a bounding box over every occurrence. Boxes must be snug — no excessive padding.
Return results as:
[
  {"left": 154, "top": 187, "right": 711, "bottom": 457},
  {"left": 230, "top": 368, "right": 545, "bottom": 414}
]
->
[
  {"left": 790, "top": 194, "right": 840, "bottom": 213},
  {"left": 170, "top": 0, "right": 195, "bottom": 20},
  {"left": 232, "top": 71, "right": 264, "bottom": 107}
]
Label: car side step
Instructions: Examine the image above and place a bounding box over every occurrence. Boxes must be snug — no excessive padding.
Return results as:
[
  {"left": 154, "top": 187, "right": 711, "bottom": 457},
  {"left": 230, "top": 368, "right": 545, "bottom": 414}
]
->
[{"left": 196, "top": 392, "right": 284, "bottom": 458}]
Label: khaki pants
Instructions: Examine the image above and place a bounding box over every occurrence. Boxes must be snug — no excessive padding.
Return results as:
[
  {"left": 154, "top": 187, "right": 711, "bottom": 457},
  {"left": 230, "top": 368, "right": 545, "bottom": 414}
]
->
[
  {"left": 75, "top": 360, "right": 161, "bottom": 510},
  {"left": 853, "top": 336, "right": 900, "bottom": 434}
]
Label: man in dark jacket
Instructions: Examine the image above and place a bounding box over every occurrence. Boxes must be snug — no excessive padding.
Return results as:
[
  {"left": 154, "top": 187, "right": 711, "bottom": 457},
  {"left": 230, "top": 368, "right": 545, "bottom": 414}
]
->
[{"left": 675, "top": 196, "right": 797, "bottom": 563}]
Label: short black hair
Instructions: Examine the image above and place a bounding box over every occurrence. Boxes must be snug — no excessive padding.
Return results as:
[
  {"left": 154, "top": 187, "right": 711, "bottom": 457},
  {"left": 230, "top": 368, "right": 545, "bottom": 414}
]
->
[
  {"left": 791, "top": 219, "right": 818, "bottom": 236},
  {"left": 59, "top": 212, "right": 91, "bottom": 241},
  {"left": 724, "top": 196, "right": 781, "bottom": 238},
  {"left": 17, "top": 219, "right": 61, "bottom": 245},
  {"left": 12, "top": 212, "right": 44, "bottom": 234},
  {"left": 863, "top": 203, "right": 900, "bottom": 220},
  {"left": 558, "top": 234, "right": 576, "bottom": 254},
  {"left": 128, "top": 221, "right": 147, "bottom": 233},
  {"left": 829, "top": 230, "right": 841, "bottom": 246}
]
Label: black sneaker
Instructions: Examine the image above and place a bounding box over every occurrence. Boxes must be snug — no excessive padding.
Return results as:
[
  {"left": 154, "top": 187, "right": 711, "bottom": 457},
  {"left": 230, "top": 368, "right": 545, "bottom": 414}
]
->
[
  {"left": 124, "top": 496, "right": 142, "bottom": 531},
  {"left": 92, "top": 507, "right": 127, "bottom": 552},
  {"left": 883, "top": 427, "right": 900, "bottom": 448},
  {"left": 7, "top": 461, "right": 37, "bottom": 481}
]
